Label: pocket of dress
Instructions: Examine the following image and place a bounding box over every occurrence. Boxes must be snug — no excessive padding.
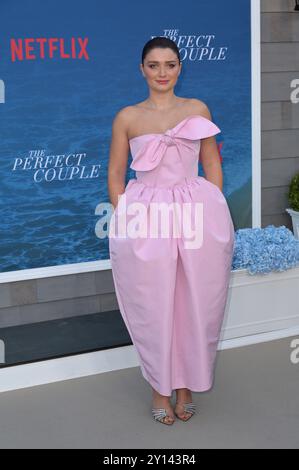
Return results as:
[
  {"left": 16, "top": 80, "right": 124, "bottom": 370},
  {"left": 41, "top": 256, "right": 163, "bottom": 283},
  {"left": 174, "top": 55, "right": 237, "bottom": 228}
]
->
[
  {"left": 204, "top": 178, "right": 225, "bottom": 197},
  {"left": 109, "top": 193, "right": 125, "bottom": 239},
  {"left": 114, "top": 192, "right": 126, "bottom": 213}
]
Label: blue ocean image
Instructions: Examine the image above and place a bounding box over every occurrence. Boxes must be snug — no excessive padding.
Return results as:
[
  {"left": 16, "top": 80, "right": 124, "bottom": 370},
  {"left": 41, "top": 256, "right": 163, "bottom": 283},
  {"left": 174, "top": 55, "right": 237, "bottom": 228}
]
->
[{"left": 0, "top": 0, "right": 251, "bottom": 273}]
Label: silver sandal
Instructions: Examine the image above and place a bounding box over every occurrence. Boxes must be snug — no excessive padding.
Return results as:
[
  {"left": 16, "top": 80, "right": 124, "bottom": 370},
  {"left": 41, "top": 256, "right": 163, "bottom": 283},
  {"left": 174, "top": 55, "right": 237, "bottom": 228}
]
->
[
  {"left": 151, "top": 407, "right": 175, "bottom": 425},
  {"left": 174, "top": 402, "right": 196, "bottom": 421}
]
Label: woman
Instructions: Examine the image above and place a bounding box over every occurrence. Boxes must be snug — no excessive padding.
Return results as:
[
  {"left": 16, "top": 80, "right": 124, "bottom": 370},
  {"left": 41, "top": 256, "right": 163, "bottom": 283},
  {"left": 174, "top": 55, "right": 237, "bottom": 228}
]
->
[{"left": 108, "top": 37, "right": 235, "bottom": 425}]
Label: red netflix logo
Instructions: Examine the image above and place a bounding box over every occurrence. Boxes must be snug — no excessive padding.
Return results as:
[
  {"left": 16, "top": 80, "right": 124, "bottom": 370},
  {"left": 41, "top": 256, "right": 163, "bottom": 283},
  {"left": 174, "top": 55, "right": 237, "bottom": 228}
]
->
[{"left": 10, "top": 37, "right": 89, "bottom": 62}]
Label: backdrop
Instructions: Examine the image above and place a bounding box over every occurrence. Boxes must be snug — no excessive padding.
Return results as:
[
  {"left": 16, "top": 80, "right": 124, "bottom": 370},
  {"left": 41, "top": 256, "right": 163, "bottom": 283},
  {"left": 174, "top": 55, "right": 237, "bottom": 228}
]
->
[{"left": 0, "top": 0, "right": 252, "bottom": 275}]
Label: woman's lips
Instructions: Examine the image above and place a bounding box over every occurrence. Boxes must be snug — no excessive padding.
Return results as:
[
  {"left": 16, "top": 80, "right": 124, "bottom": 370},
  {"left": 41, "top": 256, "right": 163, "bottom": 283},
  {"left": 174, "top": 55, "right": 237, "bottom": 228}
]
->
[{"left": 156, "top": 80, "right": 169, "bottom": 84}]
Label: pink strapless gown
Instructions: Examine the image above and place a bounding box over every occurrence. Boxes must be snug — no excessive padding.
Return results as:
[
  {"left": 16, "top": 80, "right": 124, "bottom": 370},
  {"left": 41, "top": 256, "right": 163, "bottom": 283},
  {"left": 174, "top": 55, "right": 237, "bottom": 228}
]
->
[{"left": 108, "top": 114, "right": 235, "bottom": 396}]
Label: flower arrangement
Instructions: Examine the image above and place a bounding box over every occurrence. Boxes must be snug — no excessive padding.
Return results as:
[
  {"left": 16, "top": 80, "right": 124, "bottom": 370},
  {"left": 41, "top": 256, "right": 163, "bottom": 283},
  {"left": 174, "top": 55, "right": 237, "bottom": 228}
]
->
[{"left": 232, "top": 225, "right": 299, "bottom": 275}]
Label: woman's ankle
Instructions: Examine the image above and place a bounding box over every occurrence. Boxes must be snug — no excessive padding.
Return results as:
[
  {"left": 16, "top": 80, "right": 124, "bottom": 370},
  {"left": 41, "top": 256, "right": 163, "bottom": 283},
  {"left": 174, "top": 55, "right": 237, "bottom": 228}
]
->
[
  {"left": 152, "top": 387, "right": 171, "bottom": 398},
  {"left": 175, "top": 388, "right": 192, "bottom": 399}
]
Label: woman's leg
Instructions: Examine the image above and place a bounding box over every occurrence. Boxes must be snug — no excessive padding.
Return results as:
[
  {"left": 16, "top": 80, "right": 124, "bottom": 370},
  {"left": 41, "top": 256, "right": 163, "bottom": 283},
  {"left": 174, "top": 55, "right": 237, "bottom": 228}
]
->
[
  {"left": 152, "top": 386, "right": 175, "bottom": 424},
  {"left": 175, "top": 388, "right": 193, "bottom": 420}
]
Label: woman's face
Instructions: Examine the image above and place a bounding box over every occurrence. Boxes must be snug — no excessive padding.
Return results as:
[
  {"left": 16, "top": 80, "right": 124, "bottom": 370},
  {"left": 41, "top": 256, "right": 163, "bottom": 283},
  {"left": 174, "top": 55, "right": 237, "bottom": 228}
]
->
[{"left": 140, "top": 47, "right": 181, "bottom": 92}]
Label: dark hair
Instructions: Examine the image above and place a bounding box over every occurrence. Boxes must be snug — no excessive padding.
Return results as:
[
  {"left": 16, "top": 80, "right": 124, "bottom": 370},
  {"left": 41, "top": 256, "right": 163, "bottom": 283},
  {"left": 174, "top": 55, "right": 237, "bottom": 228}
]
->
[{"left": 141, "top": 37, "right": 181, "bottom": 65}]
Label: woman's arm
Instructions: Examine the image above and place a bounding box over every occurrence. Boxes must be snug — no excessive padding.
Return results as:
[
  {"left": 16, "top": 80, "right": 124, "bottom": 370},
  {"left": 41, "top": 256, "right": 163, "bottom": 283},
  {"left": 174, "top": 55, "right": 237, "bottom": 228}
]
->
[
  {"left": 108, "top": 109, "right": 130, "bottom": 209},
  {"left": 198, "top": 104, "right": 223, "bottom": 193}
]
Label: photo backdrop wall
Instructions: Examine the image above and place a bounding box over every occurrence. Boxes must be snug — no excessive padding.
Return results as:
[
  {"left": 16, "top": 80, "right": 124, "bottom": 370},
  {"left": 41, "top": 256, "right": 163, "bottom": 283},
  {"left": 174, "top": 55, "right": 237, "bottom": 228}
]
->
[{"left": 0, "top": 0, "right": 253, "bottom": 276}]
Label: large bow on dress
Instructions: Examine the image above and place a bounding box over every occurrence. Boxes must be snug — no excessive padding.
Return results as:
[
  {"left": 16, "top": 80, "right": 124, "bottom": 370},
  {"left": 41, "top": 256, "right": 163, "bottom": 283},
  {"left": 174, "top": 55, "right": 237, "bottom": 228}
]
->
[{"left": 129, "top": 114, "right": 221, "bottom": 172}]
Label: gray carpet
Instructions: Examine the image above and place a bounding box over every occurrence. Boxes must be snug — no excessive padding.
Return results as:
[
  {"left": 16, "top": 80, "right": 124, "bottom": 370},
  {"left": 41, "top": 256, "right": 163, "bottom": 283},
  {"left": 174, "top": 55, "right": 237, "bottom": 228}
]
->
[{"left": 0, "top": 334, "right": 298, "bottom": 449}]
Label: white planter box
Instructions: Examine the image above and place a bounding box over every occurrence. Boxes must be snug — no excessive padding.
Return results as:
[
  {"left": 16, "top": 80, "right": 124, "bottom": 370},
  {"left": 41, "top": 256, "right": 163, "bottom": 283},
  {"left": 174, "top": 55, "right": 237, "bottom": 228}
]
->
[
  {"left": 286, "top": 208, "right": 299, "bottom": 239},
  {"left": 220, "top": 266, "right": 299, "bottom": 343},
  {"left": 1, "top": 266, "right": 299, "bottom": 393}
]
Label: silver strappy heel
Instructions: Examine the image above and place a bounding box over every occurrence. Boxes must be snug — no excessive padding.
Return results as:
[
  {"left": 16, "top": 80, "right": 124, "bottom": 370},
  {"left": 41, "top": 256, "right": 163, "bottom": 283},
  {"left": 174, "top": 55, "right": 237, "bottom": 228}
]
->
[
  {"left": 151, "top": 407, "right": 175, "bottom": 425},
  {"left": 174, "top": 402, "right": 196, "bottom": 421}
]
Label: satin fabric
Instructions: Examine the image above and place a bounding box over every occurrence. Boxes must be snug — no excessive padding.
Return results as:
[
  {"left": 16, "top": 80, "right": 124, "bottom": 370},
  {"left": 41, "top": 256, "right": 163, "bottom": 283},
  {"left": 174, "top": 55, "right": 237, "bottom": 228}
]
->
[{"left": 109, "top": 114, "right": 235, "bottom": 396}]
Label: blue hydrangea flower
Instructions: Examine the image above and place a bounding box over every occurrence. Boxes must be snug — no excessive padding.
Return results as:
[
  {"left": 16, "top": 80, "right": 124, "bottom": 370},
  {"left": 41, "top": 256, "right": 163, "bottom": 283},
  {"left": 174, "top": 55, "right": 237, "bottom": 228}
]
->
[{"left": 231, "top": 225, "right": 299, "bottom": 275}]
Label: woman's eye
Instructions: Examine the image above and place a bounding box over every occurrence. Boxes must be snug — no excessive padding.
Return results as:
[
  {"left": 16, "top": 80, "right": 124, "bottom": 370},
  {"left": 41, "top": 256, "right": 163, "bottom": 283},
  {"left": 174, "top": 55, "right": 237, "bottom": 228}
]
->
[{"left": 149, "top": 64, "right": 176, "bottom": 68}]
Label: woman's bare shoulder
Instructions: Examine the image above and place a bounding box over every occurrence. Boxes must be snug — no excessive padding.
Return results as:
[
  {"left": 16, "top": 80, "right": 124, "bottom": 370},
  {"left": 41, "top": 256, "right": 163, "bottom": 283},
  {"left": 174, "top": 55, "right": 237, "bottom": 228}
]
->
[
  {"left": 113, "top": 105, "right": 136, "bottom": 122},
  {"left": 111, "top": 106, "right": 139, "bottom": 140},
  {"left": 187, "top": 98, "right": 212, "bottom": 119},
  {"left": 112, "top": 105, "right": 142, "bottom": 128}
]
